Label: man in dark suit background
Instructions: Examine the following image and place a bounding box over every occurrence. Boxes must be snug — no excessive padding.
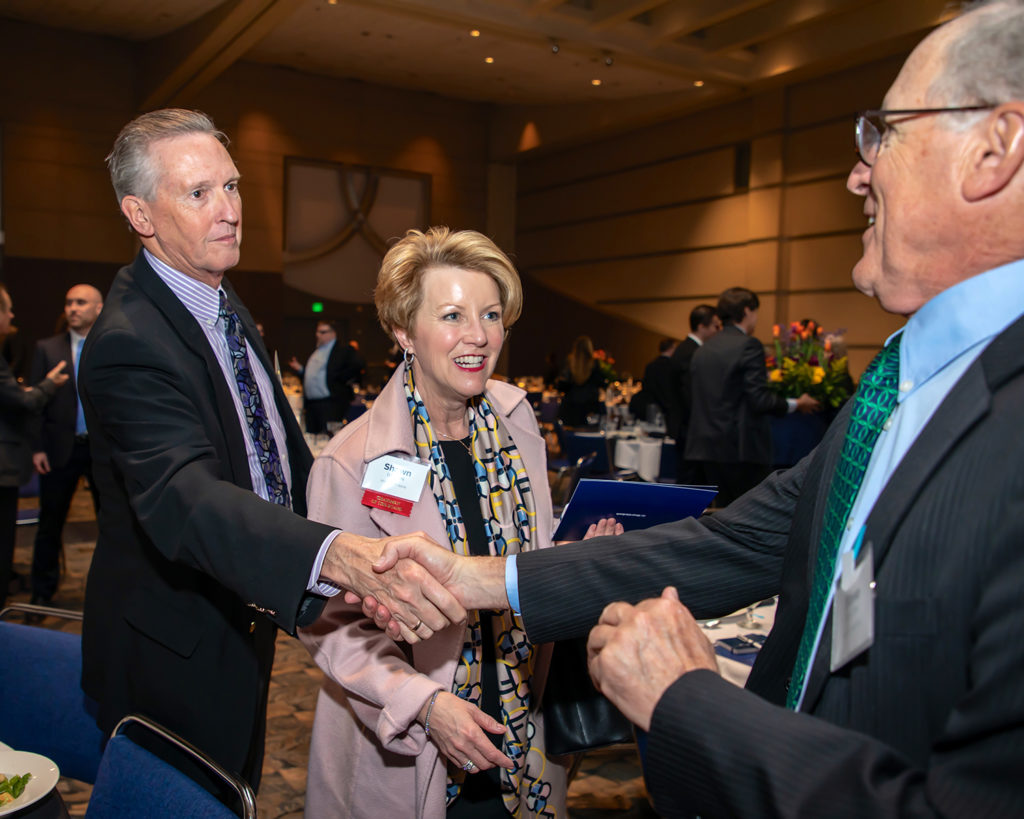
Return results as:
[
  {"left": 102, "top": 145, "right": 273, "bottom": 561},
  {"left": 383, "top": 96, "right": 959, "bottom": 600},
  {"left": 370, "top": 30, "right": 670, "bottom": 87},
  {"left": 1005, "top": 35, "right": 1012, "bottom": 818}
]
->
[
  {"left": 288, "top": 319, "right": 364, "bottom": 434},
  {"left": 29, "top": 284, "right": 103, "bottom": 606},
  {"left": 667, "top": 304, "right": 719, "bottom": 484},
  {"left": 0, "top": 286, "right": 68, "bottom": 609},
  {"left": 80, "top": 109, "right": 464, "bottom": 788},
  {"left": 686, "top": 287, "right": 818, "bottom": 505},
  {"left": 372, "top": 2, "right": 1024, "bottom": 815},
  {"left": 631, "top": 337, "right": 677, "bottom": 425}
]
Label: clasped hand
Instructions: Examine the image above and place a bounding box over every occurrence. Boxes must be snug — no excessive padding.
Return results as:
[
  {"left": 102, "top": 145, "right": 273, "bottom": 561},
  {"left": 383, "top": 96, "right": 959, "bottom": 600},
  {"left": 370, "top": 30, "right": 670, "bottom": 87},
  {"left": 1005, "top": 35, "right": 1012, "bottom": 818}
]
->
[{"left": 586, "top": 587, "right": 719, "bottom": 731}]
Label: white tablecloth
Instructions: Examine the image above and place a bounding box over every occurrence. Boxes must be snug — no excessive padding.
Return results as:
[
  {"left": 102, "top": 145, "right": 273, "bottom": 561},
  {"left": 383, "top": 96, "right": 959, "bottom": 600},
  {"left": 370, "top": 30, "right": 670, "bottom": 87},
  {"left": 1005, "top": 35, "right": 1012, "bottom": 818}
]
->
[
  {"left": 702, "top": 599, "right": 777, "bottom": 686},
  {"left": 613, "top": 437, "right": 664, "bottom": 481}
]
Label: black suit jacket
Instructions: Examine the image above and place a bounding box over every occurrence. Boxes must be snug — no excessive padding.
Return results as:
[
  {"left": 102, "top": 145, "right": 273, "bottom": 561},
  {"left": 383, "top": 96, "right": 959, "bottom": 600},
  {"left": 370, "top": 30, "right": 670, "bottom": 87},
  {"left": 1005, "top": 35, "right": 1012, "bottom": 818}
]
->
[
  {"left": 667, "top": 336, "right": 699, "bottom": 441},
  {"left": 323, "top": 340, "right": 363, "bottom": 406},
  {"left": 686, "top": 325, "right": 787, "bottom": 464},
  {"left": 78, "top": 252, "right": 334, "bottom": 778},
  {"left": 517, "top": 312, "right": 1024, "bottom": 817},
  {"left": 638, "top": 354, "right": 675, "bottom": 423},
  {"left": 29, "top": 333, "right": 77, "bottom": 468},
  {"left": 0, "top": 358, "right": 56, "bottom": 487}
]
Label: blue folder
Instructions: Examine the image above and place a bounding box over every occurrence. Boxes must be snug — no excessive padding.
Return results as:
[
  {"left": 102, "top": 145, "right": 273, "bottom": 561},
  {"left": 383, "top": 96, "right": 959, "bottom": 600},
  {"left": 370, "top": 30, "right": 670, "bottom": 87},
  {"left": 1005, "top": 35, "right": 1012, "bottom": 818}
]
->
[{"left": 553, "top": 478, "right": 718, "bottom": 541}]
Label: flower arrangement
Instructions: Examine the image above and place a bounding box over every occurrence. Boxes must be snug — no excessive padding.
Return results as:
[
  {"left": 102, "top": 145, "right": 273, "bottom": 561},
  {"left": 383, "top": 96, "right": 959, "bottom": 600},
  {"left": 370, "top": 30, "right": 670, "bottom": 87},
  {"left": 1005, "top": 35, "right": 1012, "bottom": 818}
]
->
[
  {"left": 766, "top": 321, "right": 852, "bottom": 409},
  {"left": 593, "top": 348, "right": 619, "bottom": 382}
]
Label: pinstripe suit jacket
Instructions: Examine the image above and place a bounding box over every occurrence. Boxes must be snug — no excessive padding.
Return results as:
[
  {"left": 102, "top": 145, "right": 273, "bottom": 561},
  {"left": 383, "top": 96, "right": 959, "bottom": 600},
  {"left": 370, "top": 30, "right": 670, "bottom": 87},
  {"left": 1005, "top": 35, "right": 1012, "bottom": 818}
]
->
[{"left": 518, "top": 311, "right": 1024, "bottom": 817}]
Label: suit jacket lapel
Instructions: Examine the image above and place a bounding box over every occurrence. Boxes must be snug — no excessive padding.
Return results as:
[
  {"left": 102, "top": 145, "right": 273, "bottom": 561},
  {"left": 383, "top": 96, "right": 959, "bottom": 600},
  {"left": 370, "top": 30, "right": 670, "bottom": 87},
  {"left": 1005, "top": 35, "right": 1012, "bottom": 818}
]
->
[
  {"left": 131, "top": 253, "right": 254, "bottom": 490},
  {"left": 800, "top": 313, "right": 1024, "bottom": 711}
]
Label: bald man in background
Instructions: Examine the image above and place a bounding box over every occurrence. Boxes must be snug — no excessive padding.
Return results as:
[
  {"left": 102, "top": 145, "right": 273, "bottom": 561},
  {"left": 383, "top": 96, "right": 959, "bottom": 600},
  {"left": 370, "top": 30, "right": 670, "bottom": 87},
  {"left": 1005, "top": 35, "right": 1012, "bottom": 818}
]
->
[{"left": 29, "top": 284, "right": 103, "bottom": 606}]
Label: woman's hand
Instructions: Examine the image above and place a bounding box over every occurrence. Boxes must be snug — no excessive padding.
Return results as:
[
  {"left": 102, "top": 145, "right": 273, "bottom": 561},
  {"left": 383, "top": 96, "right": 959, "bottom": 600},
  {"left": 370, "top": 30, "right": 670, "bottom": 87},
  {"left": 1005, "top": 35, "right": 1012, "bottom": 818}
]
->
[
  {"left": 421, "top": 692, "right": 514, "bottom": 772},
  {"left": 583, "top": 517, "right": 624, "bottom": 540}
]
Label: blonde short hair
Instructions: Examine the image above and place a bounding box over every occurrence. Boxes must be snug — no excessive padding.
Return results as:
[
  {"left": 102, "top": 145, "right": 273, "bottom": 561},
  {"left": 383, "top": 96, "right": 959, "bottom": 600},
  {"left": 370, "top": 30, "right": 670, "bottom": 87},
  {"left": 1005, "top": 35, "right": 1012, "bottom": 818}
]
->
[{"left": 375, "top": 227, "right": 523, "bottom": 340}]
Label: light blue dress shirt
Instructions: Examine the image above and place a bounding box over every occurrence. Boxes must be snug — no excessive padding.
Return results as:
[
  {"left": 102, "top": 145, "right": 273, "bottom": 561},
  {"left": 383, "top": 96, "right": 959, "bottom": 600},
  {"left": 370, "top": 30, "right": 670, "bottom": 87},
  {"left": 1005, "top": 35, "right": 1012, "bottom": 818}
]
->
[
  {"left": 508, "top": 260, "right": 1024, "bottom": 654},
  {"left": 145, "top": 250, "right": 340, "bottom": 596},
  {"left": 303, "top": 338, "right": 335, "bottom": 400}
]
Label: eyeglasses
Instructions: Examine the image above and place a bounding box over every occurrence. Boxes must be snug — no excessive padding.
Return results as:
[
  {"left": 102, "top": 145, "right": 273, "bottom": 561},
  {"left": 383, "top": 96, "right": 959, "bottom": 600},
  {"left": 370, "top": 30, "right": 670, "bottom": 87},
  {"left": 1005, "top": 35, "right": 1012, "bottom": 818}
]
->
[{"left": 855, "top": 106, "right": 995, "bottom": 166}]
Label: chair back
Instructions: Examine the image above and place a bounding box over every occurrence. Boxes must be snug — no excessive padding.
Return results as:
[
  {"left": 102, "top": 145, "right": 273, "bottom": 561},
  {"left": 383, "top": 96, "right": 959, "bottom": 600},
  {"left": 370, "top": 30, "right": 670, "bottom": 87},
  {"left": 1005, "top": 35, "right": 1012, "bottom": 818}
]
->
[
  {"left": 86, "top": 714, "right": 256, "bottom": 819},
  {"left": 0, "top": 607, "right": 105, "bottom": 783},
  {"left": 564, "top": 431, "right": 610, "bottom": 474}
]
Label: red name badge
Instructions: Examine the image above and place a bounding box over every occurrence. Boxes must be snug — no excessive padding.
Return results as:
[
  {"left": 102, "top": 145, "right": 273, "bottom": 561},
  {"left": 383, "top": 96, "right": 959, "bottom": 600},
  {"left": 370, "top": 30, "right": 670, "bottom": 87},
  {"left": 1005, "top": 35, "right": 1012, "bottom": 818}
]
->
[{"left": 361, "top": 489, "right": 414, "bottom": 516}]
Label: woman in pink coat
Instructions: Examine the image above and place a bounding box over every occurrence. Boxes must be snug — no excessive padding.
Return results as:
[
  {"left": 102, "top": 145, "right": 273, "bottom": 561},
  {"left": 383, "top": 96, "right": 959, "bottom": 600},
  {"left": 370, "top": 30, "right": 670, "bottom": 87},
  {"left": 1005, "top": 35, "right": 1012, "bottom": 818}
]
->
[{"left": 300, "top": 227, "right": 569, "bottom": 818}]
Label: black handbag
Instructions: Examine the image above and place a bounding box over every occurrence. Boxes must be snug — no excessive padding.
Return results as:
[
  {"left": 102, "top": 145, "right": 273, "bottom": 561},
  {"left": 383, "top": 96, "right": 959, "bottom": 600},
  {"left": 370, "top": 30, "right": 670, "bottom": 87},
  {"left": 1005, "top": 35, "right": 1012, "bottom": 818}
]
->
[{"left": 542, "top": 636, "right": 634, "bottom": 756}]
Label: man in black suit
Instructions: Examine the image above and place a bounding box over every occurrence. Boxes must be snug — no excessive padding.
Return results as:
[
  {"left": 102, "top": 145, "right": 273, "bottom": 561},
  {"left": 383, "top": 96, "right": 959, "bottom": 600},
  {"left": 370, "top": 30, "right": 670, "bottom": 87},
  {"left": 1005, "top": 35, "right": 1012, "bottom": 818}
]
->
[
  {"left": 0, "top": 286, "right": 68, "bottom": 608},
  {"left": 29, "top": 284, "right": 103, "bottom": 606},
  {"left": 80, "top": 109, "right": 464, "bottom": 788},
  {"left": 686, "top": 287, "right": 818, "bottom": 505},
  {"left": 288, "top": 320, "right": 364, "bottom": 434},
  {"left": 632, "top": 338, "right": 677, "bottom": 425},
  {"left": 372, "top": 2, "right": 1024, "bottom": 814},
  {"left": 667, "top": 304, "right": 719, "bottom": 484}
]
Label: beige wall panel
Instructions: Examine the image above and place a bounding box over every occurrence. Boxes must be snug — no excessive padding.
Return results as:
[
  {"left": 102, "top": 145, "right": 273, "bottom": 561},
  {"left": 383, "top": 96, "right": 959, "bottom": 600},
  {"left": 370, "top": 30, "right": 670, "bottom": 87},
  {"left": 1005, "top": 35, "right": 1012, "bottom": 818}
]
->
[
  {"left": 784, "top": 178, "right": 865, "bottom": 237},
  {"left": 788, "top": 234, "right": 866, "bottom": 291},
  {"left": 786, "top": 53, "right": 906, "bottom": 128},
  {"left": 518, "top": 148, "right": 735, "bottom": 230},
  {"left": 750, "top": 134, "right": 783, "bottom": 188},
  {"left": 786, "top": 120, "right": 855, "bottom": 183},
  {"left": 518, "top": 99, "right": 755, "bottom": 192},
  {"left": 600, "top": 293, "right": 779, "bottom": 345},
  {"left": 518, "top": 194, "right": 770, "bottom": 268},
  {"left": 747, "top": 188, "right": 782, "bottom": 240},
  {"left": 531, "top": 242, "right": 777, "bottom": 303},
  {"left": 786, "top": 291, "right": 904, "bottom": 349}
]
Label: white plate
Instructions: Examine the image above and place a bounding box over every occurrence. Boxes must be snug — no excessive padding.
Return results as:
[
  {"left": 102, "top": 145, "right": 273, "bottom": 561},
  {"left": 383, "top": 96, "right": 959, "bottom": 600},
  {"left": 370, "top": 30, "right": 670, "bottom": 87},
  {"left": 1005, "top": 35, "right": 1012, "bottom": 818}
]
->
[{"left": 0, "top": 750, "right": 60, "bottom": 815}]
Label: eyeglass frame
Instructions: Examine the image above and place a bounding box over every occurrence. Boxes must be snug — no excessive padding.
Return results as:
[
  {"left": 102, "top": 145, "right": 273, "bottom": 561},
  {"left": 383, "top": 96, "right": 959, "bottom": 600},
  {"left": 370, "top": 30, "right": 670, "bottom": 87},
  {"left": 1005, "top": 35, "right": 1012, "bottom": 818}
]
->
[{"left": 855, "top": 106, "right": 996, "bottom": 166}]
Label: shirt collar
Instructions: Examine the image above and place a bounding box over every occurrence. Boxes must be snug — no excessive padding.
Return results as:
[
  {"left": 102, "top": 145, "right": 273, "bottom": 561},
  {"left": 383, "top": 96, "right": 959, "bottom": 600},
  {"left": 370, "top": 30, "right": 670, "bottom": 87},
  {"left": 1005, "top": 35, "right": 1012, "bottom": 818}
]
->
[
  {"left": 144, "top": 248, "right": 223, "bottom": 328},
  {"left": 895, "top": 257, "right": 1024, "bottom": 400},
  {"left": 687, "top": 333, "right": 703, "bottom": 346},
  {"left": 69, "top": 328, "right": 87, "bottom": 347}
]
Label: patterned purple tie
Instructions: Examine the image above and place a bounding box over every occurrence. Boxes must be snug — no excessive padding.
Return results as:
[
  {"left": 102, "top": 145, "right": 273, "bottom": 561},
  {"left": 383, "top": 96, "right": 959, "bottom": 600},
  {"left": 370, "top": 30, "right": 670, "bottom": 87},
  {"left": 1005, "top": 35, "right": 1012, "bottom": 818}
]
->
[{"left": 218, "top": 290, "right": 291, "bottom": 508}]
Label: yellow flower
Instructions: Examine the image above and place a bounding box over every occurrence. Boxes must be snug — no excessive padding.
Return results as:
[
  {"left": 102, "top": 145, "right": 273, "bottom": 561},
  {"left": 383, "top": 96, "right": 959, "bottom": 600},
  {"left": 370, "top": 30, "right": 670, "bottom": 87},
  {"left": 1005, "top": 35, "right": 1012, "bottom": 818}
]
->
[
  {"left": 769, "top": 368, "right": 784, "bottom": 383},
  {"left": 811, "top": 366, "right": 826, "bottom": 384}
]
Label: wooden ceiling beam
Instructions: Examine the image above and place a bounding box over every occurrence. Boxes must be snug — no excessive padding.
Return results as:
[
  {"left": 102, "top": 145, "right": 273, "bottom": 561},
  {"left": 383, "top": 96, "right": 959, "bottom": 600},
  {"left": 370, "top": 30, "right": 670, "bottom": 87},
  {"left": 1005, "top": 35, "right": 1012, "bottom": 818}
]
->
[
  {"left": 647, "top": 0, "right": 775, "bottom": 45},
  {"left": 139, "top": 0, "right": 305, "bottom": 111}
]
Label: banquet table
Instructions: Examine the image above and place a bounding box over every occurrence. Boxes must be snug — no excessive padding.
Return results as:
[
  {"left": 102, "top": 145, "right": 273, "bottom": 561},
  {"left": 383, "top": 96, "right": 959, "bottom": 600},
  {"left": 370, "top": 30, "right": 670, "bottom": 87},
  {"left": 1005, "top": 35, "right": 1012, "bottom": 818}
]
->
[{"left": 612, "top": 436, "right": 665, "bottom": 482}]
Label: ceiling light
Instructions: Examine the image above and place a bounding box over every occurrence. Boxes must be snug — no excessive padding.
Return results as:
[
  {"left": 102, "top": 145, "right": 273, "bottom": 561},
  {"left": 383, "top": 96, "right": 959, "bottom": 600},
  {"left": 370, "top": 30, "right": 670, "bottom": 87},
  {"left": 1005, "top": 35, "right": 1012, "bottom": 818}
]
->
[
  {"left": 327, "top": 0, "right": 338, "bottom": 4},
  {"left": 591, "top": 78, "right": 602, "bottom": 86},
  {"left": 551, "top": 40, "right": 560, "bottom": 54},
  {"left": 470, "top": 29, "right": 480, "bottom": 37},
  {"left": 485, "top": 56, "right": 494, "bottom": 64},
  {"left": 603, "top": 52, "right": 614, "bottom": 67},
  {"left": 694, "top": 80, "right": 705, "bottom": 87}
]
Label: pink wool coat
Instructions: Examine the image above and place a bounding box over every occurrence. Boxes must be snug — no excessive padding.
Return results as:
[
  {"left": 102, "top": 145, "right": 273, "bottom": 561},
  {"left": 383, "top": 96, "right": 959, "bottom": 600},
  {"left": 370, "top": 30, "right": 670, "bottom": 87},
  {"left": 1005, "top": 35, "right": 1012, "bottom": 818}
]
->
[{"left": 299, "top": 372, "right": 567, "bottom": 818}]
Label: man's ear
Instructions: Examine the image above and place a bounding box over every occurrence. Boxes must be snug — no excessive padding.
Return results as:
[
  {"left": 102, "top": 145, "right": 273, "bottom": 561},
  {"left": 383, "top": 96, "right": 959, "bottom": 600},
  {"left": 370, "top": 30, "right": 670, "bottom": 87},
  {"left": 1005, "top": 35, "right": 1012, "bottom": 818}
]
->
[
  {"left": 963, "top": 104, "right": 1024, "bottom": 202},
  {"left": 120, "top": 195, "right": 155, "bottom": 237}
]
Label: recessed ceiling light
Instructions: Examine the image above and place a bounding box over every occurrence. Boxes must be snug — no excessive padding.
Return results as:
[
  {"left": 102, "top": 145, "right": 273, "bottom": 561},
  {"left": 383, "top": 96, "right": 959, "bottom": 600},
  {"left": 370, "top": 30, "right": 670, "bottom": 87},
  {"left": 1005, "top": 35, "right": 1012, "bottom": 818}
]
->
[
  {"left": 485, "top": 56, "right": 494, "bottom": 64},
  {"left": 694, "top": 80, "right": 705, "bottom": 87},
  {"left": 470, "top": 29, "right": 480, "bottom": 37},
  {"left": 327, "top": 0, "right": 338, "bottom": 4},
  {"left": 591, "top": 78, "right": 602, "bottom": 86}
]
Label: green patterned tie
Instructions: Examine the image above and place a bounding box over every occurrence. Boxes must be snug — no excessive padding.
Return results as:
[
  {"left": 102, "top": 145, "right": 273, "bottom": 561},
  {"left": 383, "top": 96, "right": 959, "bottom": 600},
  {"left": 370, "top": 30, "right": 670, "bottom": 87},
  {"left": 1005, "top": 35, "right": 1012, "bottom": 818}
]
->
[{"left": 787, "top": 333, "right": 902, "bottom": 709}]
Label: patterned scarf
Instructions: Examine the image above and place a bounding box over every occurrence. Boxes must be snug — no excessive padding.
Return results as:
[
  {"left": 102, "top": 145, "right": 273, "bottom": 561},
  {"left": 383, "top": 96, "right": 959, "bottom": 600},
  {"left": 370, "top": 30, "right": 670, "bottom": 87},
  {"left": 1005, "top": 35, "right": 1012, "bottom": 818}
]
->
[{"left": 403, "top": 363, "right": 558, "bottom": 818}]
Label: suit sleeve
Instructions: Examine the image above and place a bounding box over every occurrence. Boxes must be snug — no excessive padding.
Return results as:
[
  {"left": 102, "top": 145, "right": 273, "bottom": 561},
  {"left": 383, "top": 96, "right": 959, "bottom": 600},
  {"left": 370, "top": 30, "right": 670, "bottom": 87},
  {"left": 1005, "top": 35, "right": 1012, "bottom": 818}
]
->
[
  {"left": 0, "top": 360, "right": 56, "bottom": 414},
  {"left": 643, "top": 499, "right": 1024, "bottom": 818},
  {"left": 740, "top": 336, "right": 788, "bottom": 417},
  {"left": 80, "top": 326, "right": 334, "bottom": 634},
  {"left": 299, "top": 447, "right": 445, "bottom": 753},
  {"left": 517, "top": 457, "right": 805, "bottom": 642}
]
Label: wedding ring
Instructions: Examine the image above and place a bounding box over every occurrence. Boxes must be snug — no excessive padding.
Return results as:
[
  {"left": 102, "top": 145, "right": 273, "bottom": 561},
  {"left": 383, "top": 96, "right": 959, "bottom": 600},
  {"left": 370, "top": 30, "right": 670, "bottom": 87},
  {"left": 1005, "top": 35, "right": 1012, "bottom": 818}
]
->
[
  {"left": 462, "top": 760, "right": 476, "bottom": 772},
  {"left": 411, "top": 619, "right": 424, "bottom": 632}
]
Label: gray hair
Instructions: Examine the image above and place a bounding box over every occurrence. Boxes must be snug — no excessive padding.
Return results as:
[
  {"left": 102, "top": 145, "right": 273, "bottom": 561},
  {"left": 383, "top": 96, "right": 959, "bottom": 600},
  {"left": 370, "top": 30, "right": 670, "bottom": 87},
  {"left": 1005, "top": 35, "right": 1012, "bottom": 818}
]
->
[
  {"left": 929, "top": 1, "right": 1024, "bottom": 108},
  {"left": 105, "top": 109, "right": 228, "bottom": 204}
]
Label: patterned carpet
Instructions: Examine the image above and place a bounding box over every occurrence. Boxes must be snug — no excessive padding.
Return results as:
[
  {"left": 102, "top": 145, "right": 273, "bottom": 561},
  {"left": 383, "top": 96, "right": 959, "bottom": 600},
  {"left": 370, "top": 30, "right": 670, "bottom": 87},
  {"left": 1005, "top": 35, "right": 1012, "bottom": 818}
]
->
[{"left": 10, "top": 485, "right": 654, "bottom": 818}]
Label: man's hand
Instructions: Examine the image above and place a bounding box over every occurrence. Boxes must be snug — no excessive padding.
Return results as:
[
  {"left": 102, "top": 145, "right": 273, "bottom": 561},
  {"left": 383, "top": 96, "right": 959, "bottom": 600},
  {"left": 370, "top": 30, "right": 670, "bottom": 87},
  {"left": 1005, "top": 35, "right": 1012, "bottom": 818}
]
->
[
  {"left": 587, "top": 587, "right": 718, "bottom": 731},
  {"left": 46, "top": 361, "right": 69, "bottom": 387},
  {"left": 287, "top": 356, "right": 303, "bottom": 374},
  {"left": 32, "top": 452, "right": 51, "bottom": 475},
  {"left": 795, "top": 392, "right": 822, "bottom": 414},
  {"left": 321, "top": 531, "right": 468, "bottom": 643}
]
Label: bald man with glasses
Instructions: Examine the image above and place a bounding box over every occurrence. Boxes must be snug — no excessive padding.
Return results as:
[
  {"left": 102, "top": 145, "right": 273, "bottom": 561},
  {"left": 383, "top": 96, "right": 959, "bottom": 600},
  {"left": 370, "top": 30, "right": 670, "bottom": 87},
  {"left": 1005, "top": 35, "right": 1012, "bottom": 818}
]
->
[{"left": 368, "top": 2, "right": 1024, "bottom": 815}]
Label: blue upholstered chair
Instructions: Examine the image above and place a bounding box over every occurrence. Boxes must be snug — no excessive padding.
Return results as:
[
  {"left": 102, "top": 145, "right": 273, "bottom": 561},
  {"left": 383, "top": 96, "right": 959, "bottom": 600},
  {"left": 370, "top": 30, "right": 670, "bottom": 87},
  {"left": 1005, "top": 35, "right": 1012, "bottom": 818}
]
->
[
  {"left": 86, "top": 714, "right": 256, "bottom": 819},
  {"left": 0, "top": 604, "right": 105, "bottom": 783}
]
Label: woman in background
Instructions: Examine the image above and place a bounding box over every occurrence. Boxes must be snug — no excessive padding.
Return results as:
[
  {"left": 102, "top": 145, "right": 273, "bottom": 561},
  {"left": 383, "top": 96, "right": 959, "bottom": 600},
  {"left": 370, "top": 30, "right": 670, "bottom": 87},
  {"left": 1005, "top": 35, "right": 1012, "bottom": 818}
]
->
[{"left": 556, "top": 334, "right": 605, "bottom": 427}]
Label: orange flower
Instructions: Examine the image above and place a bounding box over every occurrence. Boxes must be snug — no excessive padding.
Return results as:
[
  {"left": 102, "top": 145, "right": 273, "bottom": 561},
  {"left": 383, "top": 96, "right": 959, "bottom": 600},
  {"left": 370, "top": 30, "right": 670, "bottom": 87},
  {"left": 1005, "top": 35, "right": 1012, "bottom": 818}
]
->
[{"left": 772, "top": 324, "right": 780, "bottom": 338}]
